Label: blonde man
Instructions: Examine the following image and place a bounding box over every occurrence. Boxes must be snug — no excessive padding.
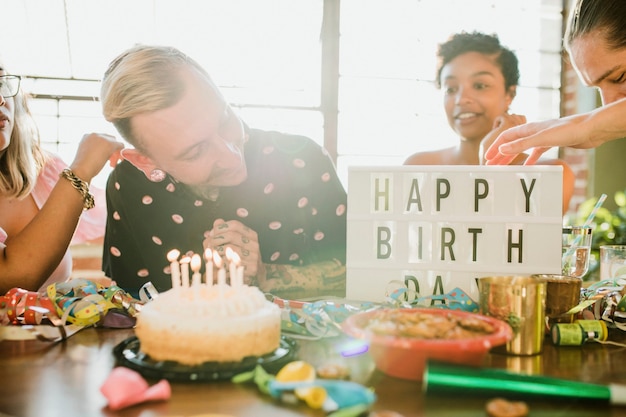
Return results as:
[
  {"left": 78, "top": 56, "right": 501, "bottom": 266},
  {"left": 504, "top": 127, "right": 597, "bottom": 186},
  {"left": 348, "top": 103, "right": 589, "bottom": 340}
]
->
[{"left": 100, "top": 45, "right": 347, "bottom": 299}]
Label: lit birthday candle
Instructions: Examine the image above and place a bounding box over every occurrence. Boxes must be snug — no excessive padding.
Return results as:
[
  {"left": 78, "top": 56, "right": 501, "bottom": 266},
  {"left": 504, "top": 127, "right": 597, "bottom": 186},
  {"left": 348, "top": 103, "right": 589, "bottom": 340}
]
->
[
  {"left": 167, "top": 249, "right": 181, "bottom": 289},
  {"left": 230, "top": 250, "right": 242, "bottom": 287},
  {"left": 204, "top": 248, "right": 213, "bottom": 285},
  {"left": 225, "top": 247, "right": 236, "bottom": 286},
  {"left": 214, "top": 252, "right": 226, "bottom": 286},
  {"left": 191, "top": 253, "right": 202, "bottom": 286},
  {"left": 180, "top": 255, "right": 191, "bottom": 287},
  {"left": 237, "top": 264, "right": 245, "bottom": 287}
]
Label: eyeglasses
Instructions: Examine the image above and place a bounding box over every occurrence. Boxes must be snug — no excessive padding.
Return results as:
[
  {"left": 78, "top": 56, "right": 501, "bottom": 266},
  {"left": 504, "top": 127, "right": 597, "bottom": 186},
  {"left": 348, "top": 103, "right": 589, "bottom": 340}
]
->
[{"left": 0, "top": 75, "right": 21, "bottom": 98}]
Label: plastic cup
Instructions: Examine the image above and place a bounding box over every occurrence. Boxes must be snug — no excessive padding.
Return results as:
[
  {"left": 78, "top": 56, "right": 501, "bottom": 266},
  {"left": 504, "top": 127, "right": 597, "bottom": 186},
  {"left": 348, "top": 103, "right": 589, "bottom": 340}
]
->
[
  {"left": 599, "top": 245, "right": 626, "bottom": 280},
  {"left": 561, "top": 226, "right": 592, "bottom": 279},
  {"left": 533, "top": 274, "right": 582, "bottom": 330}
]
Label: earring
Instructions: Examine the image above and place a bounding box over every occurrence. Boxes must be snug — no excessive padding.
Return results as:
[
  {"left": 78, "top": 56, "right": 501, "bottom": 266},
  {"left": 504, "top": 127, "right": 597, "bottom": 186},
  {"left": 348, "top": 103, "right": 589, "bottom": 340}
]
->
[{"left": 149, "top": 169, "right": 166, "bottom": 183}]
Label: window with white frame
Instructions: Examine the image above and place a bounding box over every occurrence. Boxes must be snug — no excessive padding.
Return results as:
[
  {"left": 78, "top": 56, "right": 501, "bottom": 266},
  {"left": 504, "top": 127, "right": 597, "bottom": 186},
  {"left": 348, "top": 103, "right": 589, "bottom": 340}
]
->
[
  {"left": 2, "top": 0, "right": 563, "bottom": 190},
  {"left": 337, "top": 0, "right": 564, "bottom": 182}
]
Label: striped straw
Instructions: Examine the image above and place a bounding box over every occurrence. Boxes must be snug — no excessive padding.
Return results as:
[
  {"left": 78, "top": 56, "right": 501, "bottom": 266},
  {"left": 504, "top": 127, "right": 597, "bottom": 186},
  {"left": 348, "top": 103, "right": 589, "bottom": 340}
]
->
[
  {"left": 582, "top": 193, "right": 607, "bottom": 228},
  {"left": 562, "top": 193, "right": 607, "bottom": 265}
]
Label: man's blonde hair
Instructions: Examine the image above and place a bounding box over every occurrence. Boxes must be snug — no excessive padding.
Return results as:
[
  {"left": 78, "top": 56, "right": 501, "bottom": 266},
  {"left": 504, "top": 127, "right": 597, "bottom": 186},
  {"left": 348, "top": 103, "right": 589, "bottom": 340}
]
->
[{"left": 101, "top": 45, "right": 211, "bottom": 149}]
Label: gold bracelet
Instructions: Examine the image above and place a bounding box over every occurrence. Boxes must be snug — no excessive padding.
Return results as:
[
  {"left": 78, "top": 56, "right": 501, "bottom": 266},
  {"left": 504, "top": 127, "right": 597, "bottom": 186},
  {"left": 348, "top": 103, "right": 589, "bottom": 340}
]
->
[{"left": 60, "top": 168, "right": 95, "bottom": 210}]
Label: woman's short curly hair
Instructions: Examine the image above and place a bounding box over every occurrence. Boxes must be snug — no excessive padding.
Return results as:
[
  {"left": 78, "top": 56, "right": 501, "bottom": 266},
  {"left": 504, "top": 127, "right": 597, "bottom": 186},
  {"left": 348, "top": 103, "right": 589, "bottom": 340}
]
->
[{"left": 435, "top": 31, "right": 519, "bottom": 90}]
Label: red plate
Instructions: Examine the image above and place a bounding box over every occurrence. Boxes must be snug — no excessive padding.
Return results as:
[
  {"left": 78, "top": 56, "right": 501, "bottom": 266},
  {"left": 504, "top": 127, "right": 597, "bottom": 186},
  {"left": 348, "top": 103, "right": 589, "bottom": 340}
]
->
[{"left": 342, "top": 308, "right": 512, "bottom": 381}]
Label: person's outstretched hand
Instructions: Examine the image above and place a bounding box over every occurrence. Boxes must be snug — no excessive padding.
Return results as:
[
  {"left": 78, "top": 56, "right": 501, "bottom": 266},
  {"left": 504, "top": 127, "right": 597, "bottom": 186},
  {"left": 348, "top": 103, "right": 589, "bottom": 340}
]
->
[
  {"left": 484, "top": 113, "right": 599, "bottom": 166},
  {"left": 479, "top": 113, "right": 527, "bottom": 165}
]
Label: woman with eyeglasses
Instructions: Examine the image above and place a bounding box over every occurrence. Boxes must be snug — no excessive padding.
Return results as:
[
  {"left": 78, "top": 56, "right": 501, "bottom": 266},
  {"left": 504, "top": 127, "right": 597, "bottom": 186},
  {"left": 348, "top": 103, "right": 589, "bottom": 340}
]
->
[{"left": 0, "top": 64, "right": 123, "bottom": 294}]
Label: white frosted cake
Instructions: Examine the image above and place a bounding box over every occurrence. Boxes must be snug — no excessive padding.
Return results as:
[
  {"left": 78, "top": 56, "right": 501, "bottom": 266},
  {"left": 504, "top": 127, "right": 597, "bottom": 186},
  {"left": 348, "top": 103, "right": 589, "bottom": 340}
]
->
[{"left": 135, "top": 283, "right": 282, "bottom": 365}]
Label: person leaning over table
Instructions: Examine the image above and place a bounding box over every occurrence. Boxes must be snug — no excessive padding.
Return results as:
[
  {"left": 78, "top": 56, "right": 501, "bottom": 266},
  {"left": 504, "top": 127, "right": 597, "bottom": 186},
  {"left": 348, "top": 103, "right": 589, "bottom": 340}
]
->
[
  {"left": 404, "top": 31, "right": 575, "bottom": 215},
  {"left": 99, "top": 45, "right": 347, "bottom": 300},
  {"left": 0, "top": 61, "right": 123, "bottom": 295},
  {"left": 485, "top": 0, "right": 626, "bottom": 165}
]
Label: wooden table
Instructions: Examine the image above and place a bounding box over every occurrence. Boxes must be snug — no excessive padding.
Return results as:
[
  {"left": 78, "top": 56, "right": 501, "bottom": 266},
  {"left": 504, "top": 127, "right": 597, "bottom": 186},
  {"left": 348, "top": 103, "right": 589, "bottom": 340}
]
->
[{"left": 1, "top": 325, "right": 626, "bottom": 417}]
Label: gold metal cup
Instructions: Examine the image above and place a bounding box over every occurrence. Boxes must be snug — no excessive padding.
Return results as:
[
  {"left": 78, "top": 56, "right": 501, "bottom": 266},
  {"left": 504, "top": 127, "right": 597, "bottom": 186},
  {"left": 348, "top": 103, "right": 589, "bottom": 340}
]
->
[{"left": 478, "top": 276, "right": 547, "bottom": 355}]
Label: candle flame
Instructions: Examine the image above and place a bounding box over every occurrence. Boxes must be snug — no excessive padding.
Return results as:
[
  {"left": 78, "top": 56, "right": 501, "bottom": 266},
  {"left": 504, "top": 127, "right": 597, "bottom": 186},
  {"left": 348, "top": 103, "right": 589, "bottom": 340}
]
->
[
  {"left": 167, "top": 249, "right": 181, "bottom": 262},
  {"left": 213, "top": 251, "right": 223, "bottom": 268},
  {"left": 180, "top": 255, "right": 191, "bottom": 264},
  {"left": 225, "top": 246, "right": 234, "bottom": 261},
  {"left": 190, "top": 254, "right": 202, "bottom": 272},
  {"left": 231, "top": 250, "right": 241, "bottom": 265},
  {"left": 204, "top": 247, "right": 212, "bottom": 260}
]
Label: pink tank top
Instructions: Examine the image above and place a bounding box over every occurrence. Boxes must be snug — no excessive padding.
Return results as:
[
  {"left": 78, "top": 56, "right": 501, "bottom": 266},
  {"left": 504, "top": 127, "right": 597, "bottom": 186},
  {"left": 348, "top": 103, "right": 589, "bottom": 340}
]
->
[{"left": 0, "top": 153, "right": 106, "bottom": 292}]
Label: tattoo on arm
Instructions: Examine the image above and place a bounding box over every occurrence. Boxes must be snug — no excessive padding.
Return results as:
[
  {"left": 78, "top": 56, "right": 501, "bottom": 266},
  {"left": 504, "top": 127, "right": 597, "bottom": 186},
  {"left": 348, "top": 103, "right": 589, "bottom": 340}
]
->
[{"left": 260, "top": 259, "right": 346, "bottom": 299}]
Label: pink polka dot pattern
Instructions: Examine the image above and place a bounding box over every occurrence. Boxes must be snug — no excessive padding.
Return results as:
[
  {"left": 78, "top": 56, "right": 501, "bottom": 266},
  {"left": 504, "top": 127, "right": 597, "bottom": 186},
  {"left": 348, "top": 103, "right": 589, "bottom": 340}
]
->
[
  {"left": 102, "top": 131, "right": 347, "bottom": 292},
  {"left": 269, "top": 221, "right": 282, "bottom": 230},
  {"left": 297, "top": 197, "right": 308, "bottom": 208}
]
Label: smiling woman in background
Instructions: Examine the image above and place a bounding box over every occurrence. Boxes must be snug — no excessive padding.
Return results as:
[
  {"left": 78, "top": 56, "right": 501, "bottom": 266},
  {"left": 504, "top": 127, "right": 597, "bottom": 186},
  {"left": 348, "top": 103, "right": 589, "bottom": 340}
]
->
[
  {"left": 485, "top": 0, "right": 626, "bottom": 165},
  {"left": 405, "top": 32, "right": 575, "bottom": 214},
  {"left": 0, "top": 62, "right": 122, "bottom": 294}
]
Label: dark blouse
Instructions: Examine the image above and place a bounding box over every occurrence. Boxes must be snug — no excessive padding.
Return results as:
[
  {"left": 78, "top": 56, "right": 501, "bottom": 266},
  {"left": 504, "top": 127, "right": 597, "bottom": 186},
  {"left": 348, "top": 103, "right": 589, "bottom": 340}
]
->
[{"left": 102, "top": 129, "right": 347, "bottom": 293}]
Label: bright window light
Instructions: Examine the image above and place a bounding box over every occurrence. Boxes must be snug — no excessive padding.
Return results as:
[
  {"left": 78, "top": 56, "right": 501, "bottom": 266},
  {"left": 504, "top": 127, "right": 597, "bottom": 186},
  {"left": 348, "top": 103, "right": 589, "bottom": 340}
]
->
[{"left": 2, "top": 0, "right": 563, "bottom": 190}]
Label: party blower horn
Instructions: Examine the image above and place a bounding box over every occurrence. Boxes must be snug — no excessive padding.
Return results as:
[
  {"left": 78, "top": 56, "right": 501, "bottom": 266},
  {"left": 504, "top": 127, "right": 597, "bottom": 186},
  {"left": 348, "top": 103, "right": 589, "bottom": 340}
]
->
[{"left": 423, "top": 361, "right": 626, "bottom": 406}]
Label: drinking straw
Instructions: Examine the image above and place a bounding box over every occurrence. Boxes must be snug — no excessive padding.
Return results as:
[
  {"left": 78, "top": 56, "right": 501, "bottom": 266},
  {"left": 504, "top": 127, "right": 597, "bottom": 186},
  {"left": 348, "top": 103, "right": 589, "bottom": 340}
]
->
[
  {"left": 423, "top": 361, "right": 626, "bottom": 405},
  {"left": 562, "top": 193, "right": 607, "bottom": 264},
  {"left": 582, "top": 193, "right": 607, "bottom": 228}
]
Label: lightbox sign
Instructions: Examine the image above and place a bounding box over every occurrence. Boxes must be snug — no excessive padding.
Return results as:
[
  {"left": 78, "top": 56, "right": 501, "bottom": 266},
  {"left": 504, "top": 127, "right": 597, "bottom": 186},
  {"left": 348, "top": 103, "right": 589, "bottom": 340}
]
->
[{"left": 346, "top": 166, "right": 563, "bottom": 303}]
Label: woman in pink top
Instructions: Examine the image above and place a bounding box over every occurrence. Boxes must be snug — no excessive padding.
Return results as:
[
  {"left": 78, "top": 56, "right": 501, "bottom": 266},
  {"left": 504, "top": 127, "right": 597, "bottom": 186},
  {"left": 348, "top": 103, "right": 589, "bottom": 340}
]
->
[{"left": 0, "top": 62, "right": 123, "bottom": 294}]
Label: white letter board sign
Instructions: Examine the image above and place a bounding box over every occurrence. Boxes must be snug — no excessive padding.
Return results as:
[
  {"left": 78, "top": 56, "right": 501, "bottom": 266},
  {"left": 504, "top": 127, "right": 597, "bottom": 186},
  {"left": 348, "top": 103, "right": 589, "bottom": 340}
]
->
[{"left": 346, "top": 165, "right": 563, "bottom": 303}]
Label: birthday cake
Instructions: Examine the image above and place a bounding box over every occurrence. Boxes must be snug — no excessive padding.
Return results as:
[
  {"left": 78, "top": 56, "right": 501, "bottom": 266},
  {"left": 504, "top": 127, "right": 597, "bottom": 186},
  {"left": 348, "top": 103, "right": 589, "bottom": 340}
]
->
[{"left": 135, "top": 283, "right": 282, "bottom": 365}]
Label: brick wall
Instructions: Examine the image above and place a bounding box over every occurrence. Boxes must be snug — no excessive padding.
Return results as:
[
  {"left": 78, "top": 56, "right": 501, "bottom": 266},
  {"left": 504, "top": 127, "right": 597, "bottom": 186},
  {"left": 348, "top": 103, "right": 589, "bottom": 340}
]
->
[
  {"left": 70, "top": 238, "right": 105, "bottom": 279},
  {"left": 560, "top": 48, "right": 591, "bottom": 215}
]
